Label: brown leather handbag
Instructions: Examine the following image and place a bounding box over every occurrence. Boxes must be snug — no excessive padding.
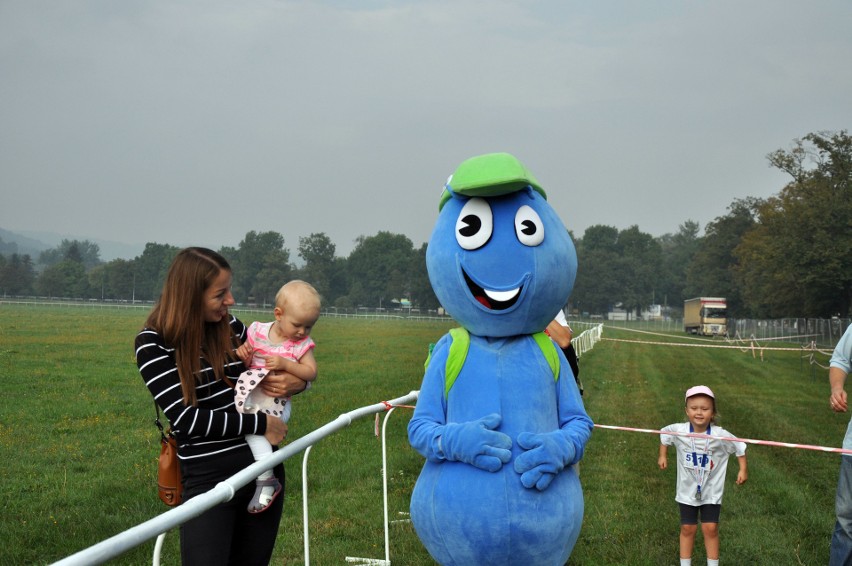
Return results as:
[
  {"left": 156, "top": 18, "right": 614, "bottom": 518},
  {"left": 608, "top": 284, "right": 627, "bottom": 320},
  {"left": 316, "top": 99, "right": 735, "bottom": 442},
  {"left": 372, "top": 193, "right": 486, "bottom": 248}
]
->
[{"left": 155, "top": 402, "right": 182, "bottom": 506}]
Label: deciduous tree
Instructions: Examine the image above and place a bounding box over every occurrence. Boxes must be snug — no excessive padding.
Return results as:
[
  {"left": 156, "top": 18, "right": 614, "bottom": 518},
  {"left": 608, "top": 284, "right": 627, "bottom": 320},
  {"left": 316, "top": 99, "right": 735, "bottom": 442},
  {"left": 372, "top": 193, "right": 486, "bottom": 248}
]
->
[
  {"left": 347, "top": 232, "right": 415, "bottom": 308},
  {"left": 0, "top": 253, "right": 35, "bottom": 296},
  {"left": 737, "top": 130, "right": 852, "bottom": 316},
  {"left": 227, "top": 231, "right": 292, "bottom": 304},
  {"left": 38, "top": 239, "right": 101, "bottom": 270},
  {"left": 657, "top": 221, "right": 701, "bottom": 310},
  {"left": 298, "top": 233, "right": 337, "bottom": 301},
  {"left": 572, "top": 225, "right": 625, "bottom": 315},
  {"left": 685, "top": 198, "right": 760, "bottom": 315}
]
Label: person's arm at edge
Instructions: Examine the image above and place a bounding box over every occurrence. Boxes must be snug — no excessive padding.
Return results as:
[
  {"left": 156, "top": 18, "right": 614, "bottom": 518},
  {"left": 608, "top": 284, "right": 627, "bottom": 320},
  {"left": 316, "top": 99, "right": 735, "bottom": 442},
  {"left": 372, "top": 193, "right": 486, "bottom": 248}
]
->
[
  {"left": 546, "top": 319, "right": 572, "bottom": 349},
  {"left": 830, "top": 327, "right": 852, "bottom": 412},
  {"left": 735, "top": 454, "right": 748, "bottom": 484}
]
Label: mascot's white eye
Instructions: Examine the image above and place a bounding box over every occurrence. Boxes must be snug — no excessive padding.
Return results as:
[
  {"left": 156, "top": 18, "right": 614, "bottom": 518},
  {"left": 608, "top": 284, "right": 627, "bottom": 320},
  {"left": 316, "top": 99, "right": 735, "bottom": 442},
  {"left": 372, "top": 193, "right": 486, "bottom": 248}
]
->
[
  {"left": 456, "top": 197, "right": 493, "bottom": 250},
  {"left": 515, "top": 205, "right": 544, "bottom": 246}
]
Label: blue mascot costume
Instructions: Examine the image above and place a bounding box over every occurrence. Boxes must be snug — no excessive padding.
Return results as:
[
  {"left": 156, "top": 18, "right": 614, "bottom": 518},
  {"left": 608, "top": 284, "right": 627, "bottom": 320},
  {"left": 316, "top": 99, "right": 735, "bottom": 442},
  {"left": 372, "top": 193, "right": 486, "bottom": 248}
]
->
[{"left": 408, "top": 153, "right": 593, "bottom": 566}]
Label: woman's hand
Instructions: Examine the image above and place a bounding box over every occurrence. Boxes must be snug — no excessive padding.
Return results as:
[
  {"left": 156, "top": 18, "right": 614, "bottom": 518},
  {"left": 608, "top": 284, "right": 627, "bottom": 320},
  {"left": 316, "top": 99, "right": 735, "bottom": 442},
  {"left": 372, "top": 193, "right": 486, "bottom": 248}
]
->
[
  {"left": 264, "top": 415, "right": 288, "bottom": 445},
  {"left": 260, "top": 371, "right": 308, "bottom": 398}
]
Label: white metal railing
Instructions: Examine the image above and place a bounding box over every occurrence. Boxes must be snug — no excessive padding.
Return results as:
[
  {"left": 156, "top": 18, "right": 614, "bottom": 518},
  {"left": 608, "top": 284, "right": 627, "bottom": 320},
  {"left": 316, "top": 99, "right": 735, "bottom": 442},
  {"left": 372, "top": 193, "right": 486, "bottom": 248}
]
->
[{"left": 50, "top": 391, "right": 420, "bottom": 566}]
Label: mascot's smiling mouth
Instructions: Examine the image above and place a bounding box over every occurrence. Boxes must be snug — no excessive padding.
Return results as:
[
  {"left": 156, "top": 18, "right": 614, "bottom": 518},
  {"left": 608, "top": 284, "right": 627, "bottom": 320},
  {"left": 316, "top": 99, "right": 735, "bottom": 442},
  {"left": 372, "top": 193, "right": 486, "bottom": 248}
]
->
[{"left": 463, "top": 270, "right": 522, "bottom": 310}]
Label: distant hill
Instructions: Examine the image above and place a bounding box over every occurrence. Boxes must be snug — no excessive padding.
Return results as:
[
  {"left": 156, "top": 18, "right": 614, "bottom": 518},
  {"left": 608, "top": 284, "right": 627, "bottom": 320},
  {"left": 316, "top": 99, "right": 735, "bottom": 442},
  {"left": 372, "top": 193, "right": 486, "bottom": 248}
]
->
[
  {"left": 0, "top": 227, "right": 49, "bottom": 258},
  {"left": 0, "top": 227, "right": 144, "bottom": 262}
]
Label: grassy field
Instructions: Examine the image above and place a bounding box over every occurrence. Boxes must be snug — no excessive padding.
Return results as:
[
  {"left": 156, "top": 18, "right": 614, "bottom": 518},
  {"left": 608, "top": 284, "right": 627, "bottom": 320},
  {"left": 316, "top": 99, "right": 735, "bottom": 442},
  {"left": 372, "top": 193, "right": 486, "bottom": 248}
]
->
[{"left": 0, "top": 304, "right": 843, "bottom": 565}]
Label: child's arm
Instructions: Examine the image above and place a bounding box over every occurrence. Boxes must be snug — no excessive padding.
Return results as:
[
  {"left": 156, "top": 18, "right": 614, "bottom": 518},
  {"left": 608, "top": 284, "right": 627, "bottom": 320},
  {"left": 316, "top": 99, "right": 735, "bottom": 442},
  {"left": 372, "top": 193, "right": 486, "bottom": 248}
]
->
[
  {"left": 658, "top": 444, "right": 668, "bottom": 470},
  {"left": 262, "top": 349, "right": 318, "bottom": 382},
  {"left": 235, "top": 342, "right": 253, "bottom": 365},
  {"left": 735, "top": 454, "right": 748, "bottom": 484}
]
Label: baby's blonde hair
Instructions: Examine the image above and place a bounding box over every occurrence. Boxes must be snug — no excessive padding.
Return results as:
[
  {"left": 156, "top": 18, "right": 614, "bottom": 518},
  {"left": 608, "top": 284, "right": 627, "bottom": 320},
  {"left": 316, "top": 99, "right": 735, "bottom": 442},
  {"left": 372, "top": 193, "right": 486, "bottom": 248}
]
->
[{"left": 275, "top": 280, "right": 321, "bottom": 312}]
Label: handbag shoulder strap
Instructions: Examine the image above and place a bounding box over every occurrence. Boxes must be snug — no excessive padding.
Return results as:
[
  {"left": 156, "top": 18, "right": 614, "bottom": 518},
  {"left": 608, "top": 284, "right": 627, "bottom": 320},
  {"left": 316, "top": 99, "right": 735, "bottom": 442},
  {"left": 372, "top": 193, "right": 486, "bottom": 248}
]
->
[{"left": 153, "top": 399, "right": 169, "bottom": 441}]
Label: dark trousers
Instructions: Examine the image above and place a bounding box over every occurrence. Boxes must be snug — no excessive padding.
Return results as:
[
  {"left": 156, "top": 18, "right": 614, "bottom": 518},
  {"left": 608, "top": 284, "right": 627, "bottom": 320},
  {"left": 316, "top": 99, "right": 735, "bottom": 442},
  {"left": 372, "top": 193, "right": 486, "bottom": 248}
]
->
[
  {"left": 561, "top": 345, "right": 582, "bottom": 395},
  {"left": 180, "top": 447, "right": 285, "bottom": 566},
  {"left": 831, "top": 455, "right": 852, "bottom": 566}
]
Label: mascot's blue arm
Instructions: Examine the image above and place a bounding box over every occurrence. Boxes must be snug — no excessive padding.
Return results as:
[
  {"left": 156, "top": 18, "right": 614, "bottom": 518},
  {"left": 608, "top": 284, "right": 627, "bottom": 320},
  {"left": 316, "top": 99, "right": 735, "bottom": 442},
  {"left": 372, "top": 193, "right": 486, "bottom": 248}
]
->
[
  {"left": 408, "top": 334, "right": 452, "bottom": 462},
  {"left": 556, "top": 355, "right": 594, "bottom": 460}
]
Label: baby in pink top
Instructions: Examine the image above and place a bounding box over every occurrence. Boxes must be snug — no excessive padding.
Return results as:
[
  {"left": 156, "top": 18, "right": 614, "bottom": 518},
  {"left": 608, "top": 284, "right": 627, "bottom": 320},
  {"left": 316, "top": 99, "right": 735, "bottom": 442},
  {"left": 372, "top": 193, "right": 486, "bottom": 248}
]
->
[{"left": 235, "top": 280, "right": 321, "bottom": 513}]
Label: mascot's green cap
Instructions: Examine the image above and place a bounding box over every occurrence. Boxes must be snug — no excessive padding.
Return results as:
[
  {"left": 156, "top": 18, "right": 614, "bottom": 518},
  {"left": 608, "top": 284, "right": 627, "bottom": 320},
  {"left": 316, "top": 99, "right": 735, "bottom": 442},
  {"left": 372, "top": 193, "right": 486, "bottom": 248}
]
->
[{"left": 439, "top": 152, "right": 547, "bottom": 211}]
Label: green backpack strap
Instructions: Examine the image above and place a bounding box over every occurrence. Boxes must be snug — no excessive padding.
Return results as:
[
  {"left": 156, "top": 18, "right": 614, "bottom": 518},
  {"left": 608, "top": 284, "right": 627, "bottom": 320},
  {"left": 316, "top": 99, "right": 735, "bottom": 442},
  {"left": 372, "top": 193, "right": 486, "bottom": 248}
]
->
[
  {"left": 532, "top": 331, "right": 560, "bottom": 381},
  {"left": 423, "top": 342, "right": 436, "bottom": 371},
  {"left": 444, "top": 327, "right": 470, "bottom": 398},
  {"left": 422, "top": 327, "right": 471, "bottom": 398},
  {"left": 424, "top": 327, "right": 557, "bottom": 399}
]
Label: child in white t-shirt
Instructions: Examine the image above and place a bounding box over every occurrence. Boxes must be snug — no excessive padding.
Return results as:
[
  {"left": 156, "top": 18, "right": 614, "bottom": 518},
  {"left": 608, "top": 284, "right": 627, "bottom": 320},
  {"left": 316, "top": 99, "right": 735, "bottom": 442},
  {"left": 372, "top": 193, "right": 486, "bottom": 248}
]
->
[{"left": 658, "top": 385, "right": 748, "bottom": 566}]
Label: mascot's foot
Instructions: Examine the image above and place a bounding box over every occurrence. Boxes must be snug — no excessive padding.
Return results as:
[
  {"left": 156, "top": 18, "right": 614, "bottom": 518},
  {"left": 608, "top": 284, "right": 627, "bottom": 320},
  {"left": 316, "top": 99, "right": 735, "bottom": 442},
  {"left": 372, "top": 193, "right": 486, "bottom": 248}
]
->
[{"left": 247, "top": 477, "right": 282, "bottom": 514}]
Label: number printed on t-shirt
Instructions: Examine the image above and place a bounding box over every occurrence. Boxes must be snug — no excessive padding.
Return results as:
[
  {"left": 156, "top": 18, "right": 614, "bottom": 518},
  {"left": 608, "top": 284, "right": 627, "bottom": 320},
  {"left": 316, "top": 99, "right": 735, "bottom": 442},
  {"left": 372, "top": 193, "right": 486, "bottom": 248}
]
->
[{"left": 683, "top": 451, "right": 712, "bottom": 470}]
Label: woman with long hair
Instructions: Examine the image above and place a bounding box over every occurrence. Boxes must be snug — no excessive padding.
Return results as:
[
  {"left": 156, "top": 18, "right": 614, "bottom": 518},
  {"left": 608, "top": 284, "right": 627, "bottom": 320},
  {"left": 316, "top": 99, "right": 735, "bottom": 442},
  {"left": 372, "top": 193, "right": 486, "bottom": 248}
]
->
[{"left": 135, "top": 247, "right": 305, "bottom": 565}]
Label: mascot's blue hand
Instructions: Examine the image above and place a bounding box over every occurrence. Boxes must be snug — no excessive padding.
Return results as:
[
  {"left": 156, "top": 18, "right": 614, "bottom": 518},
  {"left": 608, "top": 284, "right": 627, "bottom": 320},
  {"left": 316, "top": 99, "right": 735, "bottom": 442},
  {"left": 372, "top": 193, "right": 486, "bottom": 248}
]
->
[
  {"left": 514, "top": 430, "right": 577, "bottom": 491},
  {"left": 438, "top": 413, "right": 513, "bottom": 472}
]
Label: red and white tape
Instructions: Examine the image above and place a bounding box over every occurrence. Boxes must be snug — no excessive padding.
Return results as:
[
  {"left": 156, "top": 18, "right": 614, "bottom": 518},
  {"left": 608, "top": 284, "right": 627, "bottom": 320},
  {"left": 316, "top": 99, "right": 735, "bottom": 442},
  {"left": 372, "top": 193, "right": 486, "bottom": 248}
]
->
[
  {"left": 374, "top": 402, "right": 415, "bottom": 436},
  {"left": 594, "top": 423, "right": 852, "bottom": 455}
]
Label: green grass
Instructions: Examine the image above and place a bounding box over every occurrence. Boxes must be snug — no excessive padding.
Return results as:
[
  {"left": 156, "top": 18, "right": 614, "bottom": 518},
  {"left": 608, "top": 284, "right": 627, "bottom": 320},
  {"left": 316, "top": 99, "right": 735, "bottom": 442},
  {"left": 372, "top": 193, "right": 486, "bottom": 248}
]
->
[{"left": 0, "top": 305, "right": 842, "bottom": 565}]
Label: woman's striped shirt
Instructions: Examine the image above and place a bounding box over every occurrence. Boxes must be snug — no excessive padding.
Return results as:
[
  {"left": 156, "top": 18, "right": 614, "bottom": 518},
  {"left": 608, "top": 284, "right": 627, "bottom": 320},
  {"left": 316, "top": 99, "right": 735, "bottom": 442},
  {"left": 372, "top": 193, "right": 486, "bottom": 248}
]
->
[{"left": 135, "top": 316, "right": 266, "bottom": 461}]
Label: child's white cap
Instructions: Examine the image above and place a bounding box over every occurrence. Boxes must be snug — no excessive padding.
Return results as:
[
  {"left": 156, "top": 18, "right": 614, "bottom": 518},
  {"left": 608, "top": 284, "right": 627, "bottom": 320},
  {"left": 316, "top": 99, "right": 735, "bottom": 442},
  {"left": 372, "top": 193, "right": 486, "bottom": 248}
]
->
[{"left": 685, "top": 385, "right": 714, "bottom": 401}]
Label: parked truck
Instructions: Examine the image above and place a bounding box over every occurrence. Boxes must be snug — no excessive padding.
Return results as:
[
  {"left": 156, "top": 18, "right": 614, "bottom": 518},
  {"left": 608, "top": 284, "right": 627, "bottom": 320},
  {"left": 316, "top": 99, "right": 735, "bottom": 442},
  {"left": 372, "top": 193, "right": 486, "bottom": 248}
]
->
[{"left": 684, "top": 297, "right": 727, "bottom": 336}]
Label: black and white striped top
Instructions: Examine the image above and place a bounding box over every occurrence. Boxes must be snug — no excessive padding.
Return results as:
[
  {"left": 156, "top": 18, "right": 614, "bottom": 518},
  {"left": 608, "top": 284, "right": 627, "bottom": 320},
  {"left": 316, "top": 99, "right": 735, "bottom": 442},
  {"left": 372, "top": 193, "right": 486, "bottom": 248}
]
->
[{"left": 135, "top": 316, "right": 266, "bottom": 461}]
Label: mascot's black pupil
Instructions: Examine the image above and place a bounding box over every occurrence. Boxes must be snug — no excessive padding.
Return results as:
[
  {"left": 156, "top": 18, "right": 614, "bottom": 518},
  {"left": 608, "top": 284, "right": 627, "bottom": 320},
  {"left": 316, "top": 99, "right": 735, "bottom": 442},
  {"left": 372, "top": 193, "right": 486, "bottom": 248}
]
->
[
  {"left": 520, "top": 220, "right": 537, "bottom": 236},
  {"left": 459, "top": 215, "right": 481, "bottom": 237}
]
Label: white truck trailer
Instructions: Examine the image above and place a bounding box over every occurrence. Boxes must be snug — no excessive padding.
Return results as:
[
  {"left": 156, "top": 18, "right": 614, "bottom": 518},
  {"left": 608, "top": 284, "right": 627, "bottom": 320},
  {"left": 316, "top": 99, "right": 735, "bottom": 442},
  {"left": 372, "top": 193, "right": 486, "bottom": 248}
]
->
[{"left": 684, "top": 297, "right": 727, "bottom": 336}]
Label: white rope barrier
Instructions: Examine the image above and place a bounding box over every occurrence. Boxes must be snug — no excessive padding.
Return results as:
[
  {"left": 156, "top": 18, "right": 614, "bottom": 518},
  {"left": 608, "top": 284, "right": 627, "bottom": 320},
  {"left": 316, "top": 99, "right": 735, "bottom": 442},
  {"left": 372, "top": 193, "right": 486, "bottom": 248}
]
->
[
  {"left": 600, "top": 329, "right": 837, "bottom": 370},
  {"left": 595, "top": 423, "right": 852, "bottom": 455},
  {"left": 572, "top": 323, "right": 603, "bottom": 359},
  {"left": 602, "top": 336, "right": 807, "bottom": 351}
]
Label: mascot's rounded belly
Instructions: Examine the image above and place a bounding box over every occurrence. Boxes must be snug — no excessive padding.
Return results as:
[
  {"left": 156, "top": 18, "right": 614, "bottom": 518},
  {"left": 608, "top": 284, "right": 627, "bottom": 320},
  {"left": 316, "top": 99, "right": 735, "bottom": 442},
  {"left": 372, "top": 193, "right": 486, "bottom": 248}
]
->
[
  {"left": 411, "top": 460, "right": 582, "bottom": 566},
  {"left": 409, "top": 337, "right": 584, "bottom": 566}
]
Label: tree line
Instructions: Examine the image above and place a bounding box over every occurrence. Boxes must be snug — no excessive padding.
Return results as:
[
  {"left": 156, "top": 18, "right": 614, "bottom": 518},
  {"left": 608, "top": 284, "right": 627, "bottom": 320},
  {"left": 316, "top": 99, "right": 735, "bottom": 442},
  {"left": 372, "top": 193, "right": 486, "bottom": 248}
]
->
[{"left": 1, "top": 131, "right": 849, "bottom": 318}]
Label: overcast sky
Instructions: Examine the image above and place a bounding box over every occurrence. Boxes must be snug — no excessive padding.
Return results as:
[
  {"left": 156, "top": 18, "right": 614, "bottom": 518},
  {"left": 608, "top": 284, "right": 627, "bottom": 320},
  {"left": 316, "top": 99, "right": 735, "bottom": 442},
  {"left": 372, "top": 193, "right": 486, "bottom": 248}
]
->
[{"left": 2, "top": 1, "right": 851, "bottom": 259}]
